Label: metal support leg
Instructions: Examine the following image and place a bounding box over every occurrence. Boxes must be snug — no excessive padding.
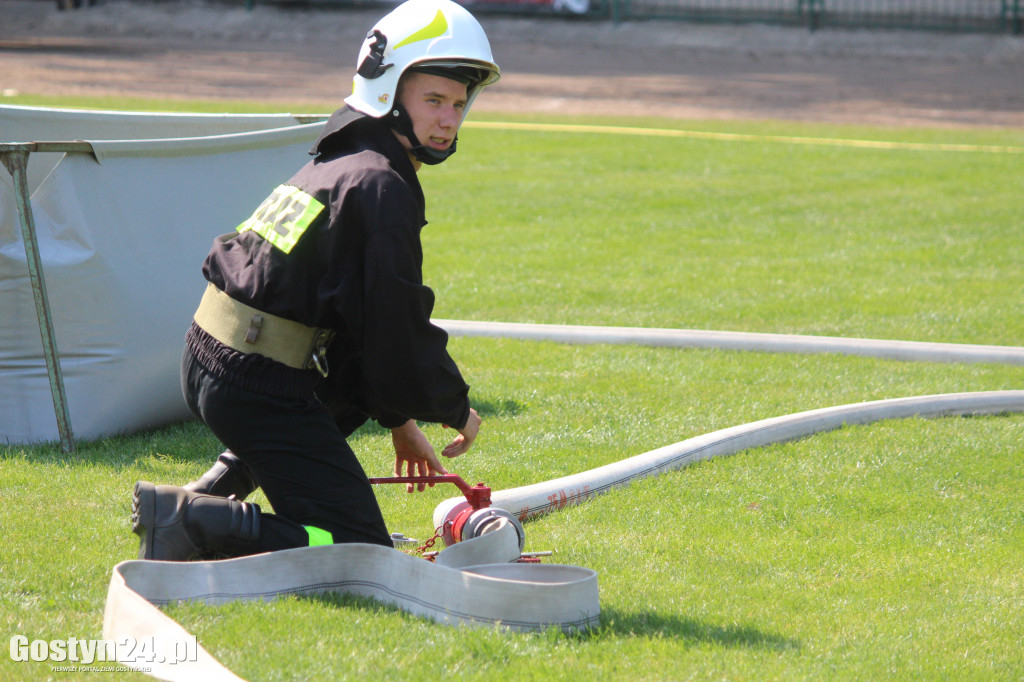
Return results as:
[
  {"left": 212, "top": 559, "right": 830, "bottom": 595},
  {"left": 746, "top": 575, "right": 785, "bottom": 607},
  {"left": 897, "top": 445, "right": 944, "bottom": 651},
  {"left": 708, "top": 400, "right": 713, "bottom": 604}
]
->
[
  {"left": 1, "top": 146, "right": 76, "bottom": 452},
  {"left": 797, "top": 0, "right": 824, "bottom": 30}
]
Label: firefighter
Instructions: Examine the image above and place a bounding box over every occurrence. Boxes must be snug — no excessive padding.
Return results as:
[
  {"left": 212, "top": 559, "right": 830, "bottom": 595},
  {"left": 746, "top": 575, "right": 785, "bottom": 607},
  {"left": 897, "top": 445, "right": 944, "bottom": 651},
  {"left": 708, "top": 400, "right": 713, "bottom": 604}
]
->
[{"left": 131, "top": 0, "right": 498, "bottom": 561}]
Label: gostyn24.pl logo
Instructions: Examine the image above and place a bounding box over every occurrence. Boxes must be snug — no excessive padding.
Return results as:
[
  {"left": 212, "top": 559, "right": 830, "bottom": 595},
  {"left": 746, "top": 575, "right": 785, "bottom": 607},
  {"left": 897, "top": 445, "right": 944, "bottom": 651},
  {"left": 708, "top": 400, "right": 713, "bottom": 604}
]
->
[{"left": 10, "top": 634, "right": 197, "bottom": 666}]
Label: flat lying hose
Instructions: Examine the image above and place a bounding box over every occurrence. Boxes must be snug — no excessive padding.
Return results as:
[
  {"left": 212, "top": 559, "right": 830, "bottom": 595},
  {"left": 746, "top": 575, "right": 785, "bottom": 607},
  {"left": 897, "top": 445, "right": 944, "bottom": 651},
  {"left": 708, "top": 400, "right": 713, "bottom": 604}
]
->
[
  {"left": 434, "top": 391, "right": 1024, "bottom": 527},
  {"left": 103, "top": 521, "right": 599, "bottom": 681}
]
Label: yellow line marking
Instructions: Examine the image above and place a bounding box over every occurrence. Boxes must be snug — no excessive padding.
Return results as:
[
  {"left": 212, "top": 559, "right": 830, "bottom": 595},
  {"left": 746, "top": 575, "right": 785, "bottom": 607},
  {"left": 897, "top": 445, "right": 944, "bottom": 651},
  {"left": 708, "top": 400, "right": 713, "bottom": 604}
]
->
[{"left": 463, "top": 120, "right": 1024, "bottom": 154}]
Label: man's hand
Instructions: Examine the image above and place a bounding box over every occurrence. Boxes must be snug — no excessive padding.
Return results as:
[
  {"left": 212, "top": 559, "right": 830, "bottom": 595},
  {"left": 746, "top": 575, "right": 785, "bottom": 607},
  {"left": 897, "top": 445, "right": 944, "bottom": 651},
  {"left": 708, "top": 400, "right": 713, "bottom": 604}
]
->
[
  {"left": 442, "top": 408, "right": 481, "bottom": 458},
  {"left": 391, "top": 420, "right": 447, "bottom": 493}
]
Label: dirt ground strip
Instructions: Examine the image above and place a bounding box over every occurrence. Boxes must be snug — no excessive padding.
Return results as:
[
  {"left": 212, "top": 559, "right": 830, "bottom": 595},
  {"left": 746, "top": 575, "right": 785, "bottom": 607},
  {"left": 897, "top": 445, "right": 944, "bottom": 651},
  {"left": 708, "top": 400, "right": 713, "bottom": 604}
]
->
[{"left": 2, "top": 0, "right": 1024, "bottom": 128}]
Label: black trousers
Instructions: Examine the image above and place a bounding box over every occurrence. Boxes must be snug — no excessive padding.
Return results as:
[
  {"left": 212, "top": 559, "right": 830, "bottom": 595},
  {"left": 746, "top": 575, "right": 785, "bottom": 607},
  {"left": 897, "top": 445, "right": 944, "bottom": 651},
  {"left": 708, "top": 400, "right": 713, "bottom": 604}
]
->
[{"left": 181, "top": 347, "right": 393, "bottom": 552}]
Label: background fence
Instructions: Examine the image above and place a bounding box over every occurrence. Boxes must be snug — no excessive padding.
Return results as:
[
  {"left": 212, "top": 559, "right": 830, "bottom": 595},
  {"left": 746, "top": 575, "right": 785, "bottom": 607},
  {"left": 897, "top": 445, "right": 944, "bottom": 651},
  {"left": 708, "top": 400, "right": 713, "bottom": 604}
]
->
[
  {"left": 599, "top": 0, "right": 1023, "bottom": 32},
  {"left": 263, "top": 0, "right": 1023, "bottom": 34}
]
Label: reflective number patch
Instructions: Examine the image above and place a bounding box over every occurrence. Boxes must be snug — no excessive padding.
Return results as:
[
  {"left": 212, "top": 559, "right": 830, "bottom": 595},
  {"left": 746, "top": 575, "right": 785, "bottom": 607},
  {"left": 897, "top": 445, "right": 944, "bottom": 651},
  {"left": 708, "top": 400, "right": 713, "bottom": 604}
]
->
[{"left": 236, "top": 185, "right": 325, "bottom": 254}]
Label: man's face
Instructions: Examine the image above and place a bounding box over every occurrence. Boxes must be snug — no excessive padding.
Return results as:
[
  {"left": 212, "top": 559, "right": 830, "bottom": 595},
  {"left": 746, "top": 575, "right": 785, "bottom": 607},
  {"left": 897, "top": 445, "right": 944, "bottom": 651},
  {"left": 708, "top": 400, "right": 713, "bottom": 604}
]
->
[{"left": 395, "top": 71, "right": 469, "bottom": 161}]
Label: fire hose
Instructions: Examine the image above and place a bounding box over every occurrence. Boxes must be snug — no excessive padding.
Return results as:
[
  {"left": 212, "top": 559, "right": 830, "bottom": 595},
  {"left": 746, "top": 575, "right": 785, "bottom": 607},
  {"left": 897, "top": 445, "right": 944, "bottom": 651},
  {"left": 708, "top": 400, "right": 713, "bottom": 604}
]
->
[
  {"left": 103, "top": 516, "right": 596, "bottom": 681},
  {"left": 433, "top": 391, "right": 1024, "bottom": 528},
  {"left": 103, "top": 390, "right": 1023, "bottom": 681}
]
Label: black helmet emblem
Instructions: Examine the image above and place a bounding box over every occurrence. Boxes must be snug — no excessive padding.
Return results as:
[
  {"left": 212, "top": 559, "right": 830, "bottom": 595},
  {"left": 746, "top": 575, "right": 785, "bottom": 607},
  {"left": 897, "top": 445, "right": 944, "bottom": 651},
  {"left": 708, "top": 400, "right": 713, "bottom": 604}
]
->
[{"left": 357, "top": 30, "right": 394, "bottom": 80}]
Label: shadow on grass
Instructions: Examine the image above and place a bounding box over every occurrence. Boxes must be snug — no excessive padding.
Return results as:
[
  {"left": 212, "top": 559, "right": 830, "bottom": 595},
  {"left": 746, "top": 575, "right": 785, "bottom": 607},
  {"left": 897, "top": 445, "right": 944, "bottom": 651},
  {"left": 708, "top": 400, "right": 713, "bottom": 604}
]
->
[
  {"left": 346, "top": 394, "right": 526, "bottom": 443},
  {"left": 596, "top": 607, "right": 799, "bottom": 651},
  {"left": 294, "top": 594, "right": 797, "bottom": 652},
  {"left": 0, "top": 419, "right": 215, "bottom": 466},
  {"left": 0, "top": 394, "right": 526, "bottom": 466}
]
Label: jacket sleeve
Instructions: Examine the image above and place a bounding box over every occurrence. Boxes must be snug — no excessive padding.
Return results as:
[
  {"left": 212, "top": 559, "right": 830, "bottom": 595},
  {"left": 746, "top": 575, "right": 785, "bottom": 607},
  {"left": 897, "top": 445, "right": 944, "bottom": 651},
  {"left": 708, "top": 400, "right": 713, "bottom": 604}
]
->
[
  {"left": 358, "top": 217, "right": 471, "bottom": 430},
  {"left": 315, "top": 164, "right": 469, "bottom": 430}
]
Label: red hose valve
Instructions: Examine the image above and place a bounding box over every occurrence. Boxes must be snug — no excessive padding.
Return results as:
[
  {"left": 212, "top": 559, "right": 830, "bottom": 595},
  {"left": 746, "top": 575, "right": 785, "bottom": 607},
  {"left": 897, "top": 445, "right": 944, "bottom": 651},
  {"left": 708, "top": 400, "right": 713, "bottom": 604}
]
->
[
  {"left": 463, "top": 481, "right": 491, "bottom": 511},
  {"left": 368, "top": 474, "right": 523, "bottom": 551}
]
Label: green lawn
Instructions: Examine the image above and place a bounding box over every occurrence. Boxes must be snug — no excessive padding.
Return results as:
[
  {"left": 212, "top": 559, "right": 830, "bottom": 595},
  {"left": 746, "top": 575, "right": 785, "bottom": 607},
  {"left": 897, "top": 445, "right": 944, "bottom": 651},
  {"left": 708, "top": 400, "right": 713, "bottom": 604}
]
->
[{"left": 2, "top": 94, "right": 1022, "bottom": 680}]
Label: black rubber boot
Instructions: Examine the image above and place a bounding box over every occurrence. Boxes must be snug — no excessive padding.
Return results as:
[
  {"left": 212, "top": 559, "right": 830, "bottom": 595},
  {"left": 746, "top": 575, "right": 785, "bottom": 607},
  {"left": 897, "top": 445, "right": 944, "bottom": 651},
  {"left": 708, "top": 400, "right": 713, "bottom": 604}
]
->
[
  {"left": 131, "top": 481, "right": 262, "bottom": 561},
  {"left": 183, "top": 451, "right": 258, "bottom": 500}
]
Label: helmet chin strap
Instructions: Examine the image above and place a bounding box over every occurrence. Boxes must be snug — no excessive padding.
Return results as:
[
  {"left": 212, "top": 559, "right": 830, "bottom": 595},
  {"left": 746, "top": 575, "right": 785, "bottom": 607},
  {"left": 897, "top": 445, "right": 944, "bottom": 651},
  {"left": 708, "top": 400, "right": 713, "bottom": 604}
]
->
[{"left": 385, "top": 103, "right": 458, "bottom": 165}]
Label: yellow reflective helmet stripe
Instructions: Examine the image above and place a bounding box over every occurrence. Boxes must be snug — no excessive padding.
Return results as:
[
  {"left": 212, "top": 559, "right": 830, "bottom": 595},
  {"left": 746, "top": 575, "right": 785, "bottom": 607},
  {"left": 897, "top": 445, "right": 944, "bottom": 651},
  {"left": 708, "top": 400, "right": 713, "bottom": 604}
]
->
[
  {"left": 236, "top": 184, "right": 325, "bottom": 254},
  {"left": 394, "top": 9, "right": 448, "bottom": 49},
  {"left": 304, "top": 526, "right": 334, "bottom": 547}
]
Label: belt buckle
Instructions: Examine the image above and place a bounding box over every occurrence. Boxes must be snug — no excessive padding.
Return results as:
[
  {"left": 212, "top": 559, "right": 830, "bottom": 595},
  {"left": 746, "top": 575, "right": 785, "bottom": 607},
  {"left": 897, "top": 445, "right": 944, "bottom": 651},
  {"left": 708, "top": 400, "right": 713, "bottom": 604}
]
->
[{"left": 309, "top": 330, "right": 333, "bottom": 378}]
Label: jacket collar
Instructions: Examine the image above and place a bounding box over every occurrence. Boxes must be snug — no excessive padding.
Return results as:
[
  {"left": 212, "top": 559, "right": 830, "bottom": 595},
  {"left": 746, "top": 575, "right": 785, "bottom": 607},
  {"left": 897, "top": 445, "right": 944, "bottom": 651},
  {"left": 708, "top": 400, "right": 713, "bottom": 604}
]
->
[{"left": 311, "top": 106, "right": 420, "bottom": 193}]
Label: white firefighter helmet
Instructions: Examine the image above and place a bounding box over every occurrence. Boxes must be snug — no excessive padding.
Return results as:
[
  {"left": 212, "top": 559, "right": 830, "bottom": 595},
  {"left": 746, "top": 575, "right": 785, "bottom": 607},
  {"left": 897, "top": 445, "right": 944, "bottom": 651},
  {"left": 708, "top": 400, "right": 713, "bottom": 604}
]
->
[{"left": 345, "top": 0, "right": 500, "bottom": 119}]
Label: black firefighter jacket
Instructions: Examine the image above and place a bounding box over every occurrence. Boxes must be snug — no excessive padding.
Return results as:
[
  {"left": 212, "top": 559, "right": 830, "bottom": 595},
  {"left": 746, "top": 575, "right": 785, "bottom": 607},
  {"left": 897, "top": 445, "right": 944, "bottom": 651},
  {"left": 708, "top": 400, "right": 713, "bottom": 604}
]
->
[{"left": 197, "top": 107, "right": 471, "bottom": 431}]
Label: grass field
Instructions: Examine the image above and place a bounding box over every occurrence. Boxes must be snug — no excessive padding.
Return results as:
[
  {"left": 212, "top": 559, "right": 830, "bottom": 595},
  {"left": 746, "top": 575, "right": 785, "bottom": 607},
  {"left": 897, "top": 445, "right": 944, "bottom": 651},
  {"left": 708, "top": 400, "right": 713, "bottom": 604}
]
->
[{"left": 2, "top": 94, "right": 1022, "bottom": 680}]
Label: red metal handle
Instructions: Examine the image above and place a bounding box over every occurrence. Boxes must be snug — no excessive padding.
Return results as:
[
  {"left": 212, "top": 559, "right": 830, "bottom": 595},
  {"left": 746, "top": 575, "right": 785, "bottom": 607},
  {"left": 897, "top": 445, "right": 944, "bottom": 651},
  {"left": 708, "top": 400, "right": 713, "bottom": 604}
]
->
[
  {"left": 368, "top": 474, "right": 469, "bottom": 494},
  {"left": 368, "top": 475, "right": 491, "bottom": 510}
]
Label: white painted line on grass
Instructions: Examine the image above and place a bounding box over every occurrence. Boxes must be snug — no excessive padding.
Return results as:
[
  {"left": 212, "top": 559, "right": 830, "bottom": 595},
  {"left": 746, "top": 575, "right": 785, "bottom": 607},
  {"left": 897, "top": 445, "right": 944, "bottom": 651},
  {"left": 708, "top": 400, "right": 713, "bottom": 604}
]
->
[{"left": 464, "top": 121, "right": 1024, "bottom": 154}]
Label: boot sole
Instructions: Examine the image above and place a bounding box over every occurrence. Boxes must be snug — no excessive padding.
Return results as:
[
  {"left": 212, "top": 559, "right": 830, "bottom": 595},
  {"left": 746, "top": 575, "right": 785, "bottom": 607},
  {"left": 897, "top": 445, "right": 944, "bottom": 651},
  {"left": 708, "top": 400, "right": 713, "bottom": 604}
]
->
[{"left": 131, "top": 481, "right": 157, "bottom": 560}]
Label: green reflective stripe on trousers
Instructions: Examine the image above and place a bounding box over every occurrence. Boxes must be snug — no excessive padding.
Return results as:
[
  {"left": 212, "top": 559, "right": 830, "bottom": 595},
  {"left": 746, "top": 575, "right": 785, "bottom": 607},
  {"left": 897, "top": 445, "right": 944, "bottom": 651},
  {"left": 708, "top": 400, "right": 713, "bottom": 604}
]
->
[
  {"left": 305, "top": 526, "right": 333, "bottom": 547},
  {"left": 236, "top": 184, "right": 325, "bottom": 254}
]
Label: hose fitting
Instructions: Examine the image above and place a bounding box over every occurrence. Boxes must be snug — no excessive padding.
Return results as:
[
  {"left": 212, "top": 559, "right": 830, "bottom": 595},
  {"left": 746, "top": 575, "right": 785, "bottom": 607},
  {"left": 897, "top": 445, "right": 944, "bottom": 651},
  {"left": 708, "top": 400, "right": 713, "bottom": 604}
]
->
[
  {"left": 446, "top": 506, "right": 525, "bottom": 552},
  {"left": 368, "top": 474, "right": 527, "bottom": 551}
]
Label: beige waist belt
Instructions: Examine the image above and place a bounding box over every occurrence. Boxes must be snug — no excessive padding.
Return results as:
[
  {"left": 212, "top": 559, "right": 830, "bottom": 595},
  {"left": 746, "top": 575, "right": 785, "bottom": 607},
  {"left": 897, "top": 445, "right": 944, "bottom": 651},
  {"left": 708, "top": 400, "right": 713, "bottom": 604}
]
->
[{"left": 193, "top": 282, "right": 335, "bottom": 376}]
